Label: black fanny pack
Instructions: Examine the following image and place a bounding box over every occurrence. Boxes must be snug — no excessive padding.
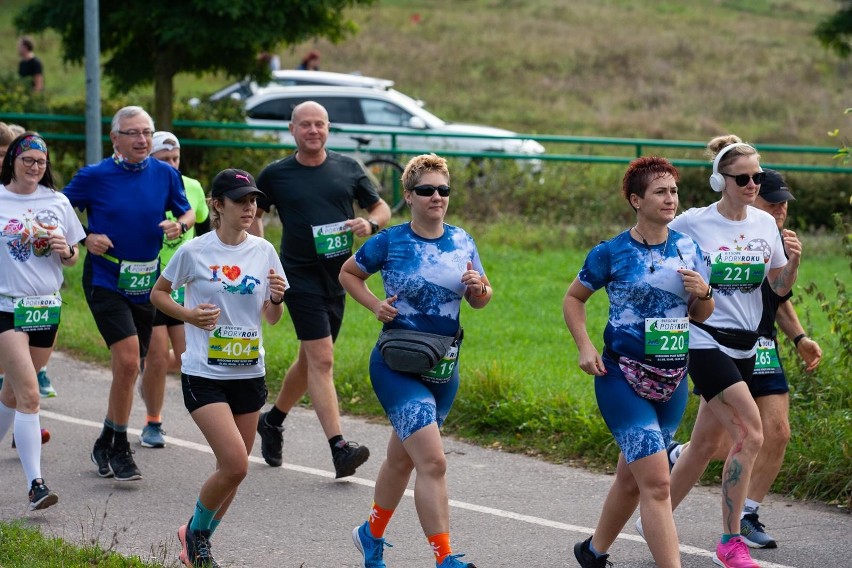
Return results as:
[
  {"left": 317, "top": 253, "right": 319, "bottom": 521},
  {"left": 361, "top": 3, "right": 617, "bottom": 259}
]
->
[
  {"left": 691, "top": 320, "right": 759, "bottom": 351},
  {"left": 377, "top": 327, "right": 463, "bottom": 374}
]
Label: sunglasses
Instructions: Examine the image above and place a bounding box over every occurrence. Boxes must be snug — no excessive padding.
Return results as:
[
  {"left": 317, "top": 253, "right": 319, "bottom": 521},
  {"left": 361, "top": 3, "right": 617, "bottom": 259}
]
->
[
  {"left": 722, "top": 171, "right": 766, "bottom": 187},
  {"left": 411, "top": 184, "right": 451, "bottom": 197}
]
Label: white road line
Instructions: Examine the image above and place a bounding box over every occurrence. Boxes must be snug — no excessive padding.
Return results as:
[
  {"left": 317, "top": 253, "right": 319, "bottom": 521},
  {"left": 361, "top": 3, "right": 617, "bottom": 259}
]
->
[{"left": 40, "top": 410, "right": 797, "bottom": 568}]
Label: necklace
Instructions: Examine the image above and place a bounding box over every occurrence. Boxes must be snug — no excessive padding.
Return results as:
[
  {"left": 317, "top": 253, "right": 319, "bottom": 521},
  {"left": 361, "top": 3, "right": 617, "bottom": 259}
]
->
[{"left": 632, "top": 226, "right": 669, "bottom": 273}]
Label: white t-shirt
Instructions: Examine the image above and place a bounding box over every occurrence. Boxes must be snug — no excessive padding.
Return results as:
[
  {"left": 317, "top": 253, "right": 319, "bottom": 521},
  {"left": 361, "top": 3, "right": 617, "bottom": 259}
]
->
[
  {"left": 0, "top": 184, "right": 86, "bottom": 312},
  {"left": 162, "top": 231, "right": 288, "bottom": 380},
  {"left": 669, "top": 202, "right": 786, "bottom": 358}
]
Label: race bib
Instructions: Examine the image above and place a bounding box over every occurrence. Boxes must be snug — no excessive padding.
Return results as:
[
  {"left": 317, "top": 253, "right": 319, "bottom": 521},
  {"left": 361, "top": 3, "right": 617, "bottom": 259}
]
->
[
  {"left": 14, "top": 295, "right": 61, "bottom": 332},
  {"left": 753, "top": 337, "right": 781, "bottom": 375},
  {"left": 207, "top": 325, "right": 260, "bottom": 366},
  {"left": 118, "top": 259, "right": 158, "bottom": 295},
  {"left": 170, "top": 286, "right": 185, "bottom": 306},
  {"left": 644, "top": 317, "right": 689, "bottom": 365},
  {"left": 312, "top": 222, "right": 353, "bottom": 259},
  {"left": 709, "top": 251, "right": 765, "bottom": 291},
  {"left": 421, "top": 344, "right": 459, "bottom": 383}
]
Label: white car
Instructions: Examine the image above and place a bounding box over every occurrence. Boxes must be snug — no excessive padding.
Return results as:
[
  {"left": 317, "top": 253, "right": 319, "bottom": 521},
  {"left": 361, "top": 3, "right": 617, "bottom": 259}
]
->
[
  {"left": 198, "top": 70, "right": 394, "bottom": 104},
  {"left": 242, "top": 84, "right": 546, "bottom": 160}
]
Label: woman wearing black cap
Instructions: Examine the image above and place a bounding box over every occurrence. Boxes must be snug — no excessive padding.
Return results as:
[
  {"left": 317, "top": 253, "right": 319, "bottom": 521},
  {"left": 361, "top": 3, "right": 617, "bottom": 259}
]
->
[{"left": 151, "top": 168, "right": 289, "bottom": 568}]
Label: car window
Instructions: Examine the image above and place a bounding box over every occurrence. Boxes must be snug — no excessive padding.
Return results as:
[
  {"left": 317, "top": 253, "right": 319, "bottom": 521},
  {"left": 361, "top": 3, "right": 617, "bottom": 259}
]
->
[
  {"left": 248, "top": 96, "right": 364, "bottom": 125},
  {"left": 360, "top": 99, "right": 413, "bottom": 127},
  {"left": 247, "top": 97, "right": 303, "bottom": 121}
]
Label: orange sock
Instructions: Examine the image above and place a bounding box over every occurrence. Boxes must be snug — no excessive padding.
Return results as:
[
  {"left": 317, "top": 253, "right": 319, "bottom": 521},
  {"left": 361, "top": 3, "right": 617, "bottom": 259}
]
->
[
  {"left": 146, "top": 415, "right": 161, "bottom": 424},
  {"left": 368, "top": 502, "right": 395, "bottom": 538},
  {"left": 428, "top": 532, "right": 452, "bottom": 564}
]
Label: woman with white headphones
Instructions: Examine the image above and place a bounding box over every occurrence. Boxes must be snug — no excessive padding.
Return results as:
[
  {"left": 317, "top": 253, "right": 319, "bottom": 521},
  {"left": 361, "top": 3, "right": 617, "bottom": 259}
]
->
[{"left": 645, "top": 135, "right": 801, "bottom": 568}]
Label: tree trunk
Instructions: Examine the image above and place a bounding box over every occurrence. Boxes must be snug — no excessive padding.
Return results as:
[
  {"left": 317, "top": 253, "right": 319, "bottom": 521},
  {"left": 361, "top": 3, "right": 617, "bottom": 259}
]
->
[{"left": 153, "top": 56, "right": 175, "bottom": 132}]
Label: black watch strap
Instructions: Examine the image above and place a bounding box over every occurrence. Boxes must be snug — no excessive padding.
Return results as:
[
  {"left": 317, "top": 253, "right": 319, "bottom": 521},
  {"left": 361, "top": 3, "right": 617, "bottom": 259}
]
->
[{"left": 369, "top": 220, "right": 379, "bottom": 235}]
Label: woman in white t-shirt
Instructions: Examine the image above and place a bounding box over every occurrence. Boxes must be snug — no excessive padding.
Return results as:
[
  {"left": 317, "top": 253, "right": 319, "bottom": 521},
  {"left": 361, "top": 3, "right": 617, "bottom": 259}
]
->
[
  {"left": 662, "top": 135, "right": 800, "bottom": 568},
  {"left": 150, "top": 169, "right": 288, "bottom": 568},
  {"left": 0, "top": 132, "right": 86, "bottom": 510}
]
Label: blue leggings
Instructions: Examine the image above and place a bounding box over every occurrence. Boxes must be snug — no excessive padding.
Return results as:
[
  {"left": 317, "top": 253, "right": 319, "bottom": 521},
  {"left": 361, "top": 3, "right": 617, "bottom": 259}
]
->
[
  {"left": 594, "top": 355, "right": 689, "bottom": 463},
  {"left": 369, "top": 347, "right": 460, "bottom": 441}
]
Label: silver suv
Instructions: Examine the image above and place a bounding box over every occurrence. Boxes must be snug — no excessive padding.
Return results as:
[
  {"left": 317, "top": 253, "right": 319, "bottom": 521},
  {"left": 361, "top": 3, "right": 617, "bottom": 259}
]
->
[{"left": 243, "top": 84, "right": 545, "bottom": 159}]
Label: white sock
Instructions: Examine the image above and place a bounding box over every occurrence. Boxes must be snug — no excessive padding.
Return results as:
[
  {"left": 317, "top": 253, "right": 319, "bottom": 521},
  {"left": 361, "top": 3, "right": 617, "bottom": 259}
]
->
[
  {"left": 14, "top": 411, "right": 42, "bottom": 488},
  {"left": 668, "top": 443, "right": 683, "bottom": 464},
  {"left": 0, "top": 400, "right": 15, "bottom": 441},
  {"left": 742, "top": 499, "right": 761, "bottom": 518}
]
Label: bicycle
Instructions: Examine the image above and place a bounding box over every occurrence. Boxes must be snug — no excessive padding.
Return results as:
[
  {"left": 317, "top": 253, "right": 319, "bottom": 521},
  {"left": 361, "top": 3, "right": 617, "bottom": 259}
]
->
[{"left": 352, "top": 135, "right": 406, "bottom": 213}]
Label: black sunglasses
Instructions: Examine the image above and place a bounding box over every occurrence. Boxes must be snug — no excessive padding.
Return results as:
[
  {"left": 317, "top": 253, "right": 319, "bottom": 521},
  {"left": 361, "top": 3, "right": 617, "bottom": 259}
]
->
[
  {"left": 411, "top": 184, "right": 451, "bottom": 197},
  {"left": 722, "top": 171, "right": 766, "bottom": 187}
]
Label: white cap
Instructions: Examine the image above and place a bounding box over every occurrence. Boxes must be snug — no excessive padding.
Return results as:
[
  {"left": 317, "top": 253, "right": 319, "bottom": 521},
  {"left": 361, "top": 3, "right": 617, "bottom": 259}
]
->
[{"left": 150, "top": 131, "right": 180, "bottom": 155}]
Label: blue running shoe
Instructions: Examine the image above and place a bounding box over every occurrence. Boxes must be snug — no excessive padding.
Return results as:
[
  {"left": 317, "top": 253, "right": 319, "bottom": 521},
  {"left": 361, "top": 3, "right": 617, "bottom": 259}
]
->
[
  {"left": 740, "top": 513, "right": 777, "bottom": 549},
  {"left": 140, "top": 421, "right": 166, "bottom": 448},
  {"left": 437, "top": 553, "right": 477, "bottom": 568},
  {"left": 37, "top": 368, "right": 57, "bottom": 398},
  {"left": 352, "top": 521, "right": 391, "bottom": 567}
]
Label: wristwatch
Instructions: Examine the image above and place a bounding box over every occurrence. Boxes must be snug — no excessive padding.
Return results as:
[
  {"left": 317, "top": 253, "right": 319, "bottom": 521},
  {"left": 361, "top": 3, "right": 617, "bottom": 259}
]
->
[
  {"left": 179, "top": 222, "right": 189, "bottom": 235},
  {"left": 368, "top": 219, "right": 380, "bottom": 235},
  {"left": 699, "top": 285, "right": 713, "bottom": 301}
]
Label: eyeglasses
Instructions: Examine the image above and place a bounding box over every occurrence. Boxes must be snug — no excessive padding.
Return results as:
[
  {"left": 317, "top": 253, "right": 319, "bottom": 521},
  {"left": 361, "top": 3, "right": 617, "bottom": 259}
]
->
[
  {"left": 19, "top": 156, "right": 49, "bottom": 167},
  {"left": 411, "top": 184, "right": 451, "bottom": 197},
  {"left": 722, "top": 171, "right": 766, "bottom": 187},
  {"left": 117, "top": 129, "right": 155, "bottom": 139}
]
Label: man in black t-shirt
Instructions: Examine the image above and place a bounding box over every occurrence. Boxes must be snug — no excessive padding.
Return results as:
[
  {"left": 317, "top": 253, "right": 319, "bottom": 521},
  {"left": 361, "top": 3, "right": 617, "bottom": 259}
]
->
[
  {"left": 250, "top": 101, "right": 391, "bottom": 478},
  {"left": 17, "top": 36, "right": 44, "bottom": 93}
]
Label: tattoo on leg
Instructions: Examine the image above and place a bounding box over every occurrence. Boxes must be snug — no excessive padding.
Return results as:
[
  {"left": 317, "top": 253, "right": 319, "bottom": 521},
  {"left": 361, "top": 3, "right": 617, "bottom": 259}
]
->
[{"left": 722, "top": 458, "right": 744, "bottom": 531}]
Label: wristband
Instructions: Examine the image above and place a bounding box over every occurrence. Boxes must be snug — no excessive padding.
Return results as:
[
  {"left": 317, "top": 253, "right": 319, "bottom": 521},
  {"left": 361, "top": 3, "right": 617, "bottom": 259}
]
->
[
  {"left": 793, "top": 333, "right": 807, "bottom": 347},
  {"left": 270, "top": 295, "right": 284, "bottom": 305},
  {"left": 61, "top": 245, "right": 76, "bottom": 261}
]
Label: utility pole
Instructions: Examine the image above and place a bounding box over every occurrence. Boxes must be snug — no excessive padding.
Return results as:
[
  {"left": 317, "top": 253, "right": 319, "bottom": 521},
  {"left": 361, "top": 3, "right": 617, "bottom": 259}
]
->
[{"left": 84, "top": 0, "right": 101, "bottom": 164}]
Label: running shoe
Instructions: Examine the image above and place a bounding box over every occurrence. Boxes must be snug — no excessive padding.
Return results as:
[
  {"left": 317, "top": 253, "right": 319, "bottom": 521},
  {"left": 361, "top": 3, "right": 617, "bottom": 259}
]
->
[
  {"left": 740, "top": 513, "right": 778, "bottom": 549},
  {"left": 11, "top": 428, "right": 50, "bottom": 448},
  {"left": 436, "top": 553, "right": 477, "bottom": 568},
  {"left": 91, "top": 439, "right": 113, "bottom": 478},
  {"left": 178, "top": 520, "right": 220, "bottom": 567},
  {"left": 333, "top": 440, "right": 370, "bottom": 479},
  {"left": 635, "top": 516, "right": 645, "bottom": 541},
  {"left": 352, "top": 521, "right": 391, "bottom": 568},
  {"left": 108, "top": 445, "right": 142, "bottom": 481},
  {"left": 667, "top": 440, "right": 689, "bottom": 470},
  {"left": 573, "top": 537, "right": 612, "bottom": 568},
  {"left": 713, "top": 536, "right": 759, "bottom": 568},
  {"left": 37, "top": 368, "right": 57, "bottom": 398},
  {"left": 256, "top": 411, "right": 285, "bottom": 467},
  {"left": 140, "top": 421, "right": 166, "bottom": 448},
  {"left": 28, "top": 478, "right": 59, "bottom": 511}
]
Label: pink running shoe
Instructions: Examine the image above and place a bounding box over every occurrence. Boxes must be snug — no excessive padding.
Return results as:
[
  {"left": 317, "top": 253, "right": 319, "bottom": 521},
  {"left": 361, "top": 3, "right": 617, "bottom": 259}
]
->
[{"left": 713, "top": 536, "right": 759, "bottom": 568}]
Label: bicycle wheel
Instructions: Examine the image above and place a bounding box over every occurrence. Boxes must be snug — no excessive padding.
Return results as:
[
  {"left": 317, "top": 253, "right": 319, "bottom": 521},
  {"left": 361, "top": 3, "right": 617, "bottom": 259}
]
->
[{"left": 365, "top": 158, "right": 406, "bottom": 213}]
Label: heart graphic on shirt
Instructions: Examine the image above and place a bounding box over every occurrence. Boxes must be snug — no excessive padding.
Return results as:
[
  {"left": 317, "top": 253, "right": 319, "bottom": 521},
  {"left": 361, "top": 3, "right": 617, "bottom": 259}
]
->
[{"left": 222, "top": 265, "right": 241, "bottom": 281}]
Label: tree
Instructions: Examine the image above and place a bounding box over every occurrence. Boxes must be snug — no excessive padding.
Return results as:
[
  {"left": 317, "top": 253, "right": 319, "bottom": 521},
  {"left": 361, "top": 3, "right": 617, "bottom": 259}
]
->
[
  {"left": 14, "top": 0, "right": 375, "bottom": 129},
  {"left": 815, "top": 0, "right": 852, "bottom": 57}
]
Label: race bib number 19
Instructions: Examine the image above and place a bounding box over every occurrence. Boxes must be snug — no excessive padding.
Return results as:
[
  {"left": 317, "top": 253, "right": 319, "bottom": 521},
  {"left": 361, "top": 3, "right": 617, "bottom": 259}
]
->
[
  {"left": 208, "top": 325, "right": 260, "bottom": 366},
  {"left": 645, "top": 317, "right": 689, "bottom": 365},
  {"left": 421, "top": 344, "right": 459, "bottom": 383},
  {"left": 312, "top": 222, "right": 353, "bottom": 259},
  {"left": 14, "top": 295, "right": 61, "bottom": 332}
]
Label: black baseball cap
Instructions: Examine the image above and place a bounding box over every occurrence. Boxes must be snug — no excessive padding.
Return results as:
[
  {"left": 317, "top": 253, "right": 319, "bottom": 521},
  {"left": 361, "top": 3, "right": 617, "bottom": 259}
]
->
[
  {"left": 210, "top": 168, "right": 265, "bottom": 200},
  {"left": 758, "top": 169, "right": 795, "bottom": 203}
]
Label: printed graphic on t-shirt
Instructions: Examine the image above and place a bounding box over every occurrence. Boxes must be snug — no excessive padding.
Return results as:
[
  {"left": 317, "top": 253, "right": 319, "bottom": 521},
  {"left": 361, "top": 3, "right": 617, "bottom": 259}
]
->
[
  {"left": 208, "top": 264, "right": 262, "bottom": 295},
  {"left": 2, "top": 209, "right": 60, "bottom": 262},
  {"left": 705, "top": 234, "right": 771, "bottom": 295}
]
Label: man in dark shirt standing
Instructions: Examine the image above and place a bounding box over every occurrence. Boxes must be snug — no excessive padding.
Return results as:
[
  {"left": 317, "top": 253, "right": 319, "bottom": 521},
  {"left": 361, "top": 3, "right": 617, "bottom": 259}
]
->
[{"left": 17, "top": 37, "right": 44, "bottom": 93}]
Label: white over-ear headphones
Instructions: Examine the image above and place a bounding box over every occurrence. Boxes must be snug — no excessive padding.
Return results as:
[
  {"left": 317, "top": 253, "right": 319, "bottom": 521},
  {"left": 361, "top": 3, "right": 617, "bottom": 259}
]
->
[{"left": 709, "top": 143, "right": 754, "bottom": 192}]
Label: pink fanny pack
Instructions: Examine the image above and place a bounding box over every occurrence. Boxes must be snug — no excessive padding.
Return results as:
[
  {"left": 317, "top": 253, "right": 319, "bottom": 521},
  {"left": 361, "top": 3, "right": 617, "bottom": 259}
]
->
[{"left": 617, "top": 356, "right": 688, "bottom": 402}]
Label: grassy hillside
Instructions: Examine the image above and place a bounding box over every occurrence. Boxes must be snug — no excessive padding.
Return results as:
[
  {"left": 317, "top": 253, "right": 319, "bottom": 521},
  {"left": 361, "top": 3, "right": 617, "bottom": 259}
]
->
[{"left": 2, "top": 0, "right": 849, "bottom": 146}]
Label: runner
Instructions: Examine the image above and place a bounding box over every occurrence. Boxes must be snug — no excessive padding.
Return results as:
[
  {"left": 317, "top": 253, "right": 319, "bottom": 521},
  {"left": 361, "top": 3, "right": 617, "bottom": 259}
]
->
[
  {"left": 0, "top": 132, "right": 85, "bottom": 509},
  {"left": 341, "top": 153, "right": 490, "bottom": 568},
  {"left": 150, "top": 168, "right": 287, "bottom": 567}
]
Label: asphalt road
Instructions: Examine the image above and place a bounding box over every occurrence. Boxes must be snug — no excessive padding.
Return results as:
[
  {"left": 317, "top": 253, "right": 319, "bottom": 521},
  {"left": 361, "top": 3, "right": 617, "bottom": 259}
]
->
[{"left": 0, "top": 351, "right": 848, "bottom": 567}]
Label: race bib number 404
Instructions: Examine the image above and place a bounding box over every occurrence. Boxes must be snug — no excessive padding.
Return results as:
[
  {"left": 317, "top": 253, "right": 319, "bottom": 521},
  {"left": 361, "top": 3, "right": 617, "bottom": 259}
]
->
[
  {"left": 14, "top": 295, "right": 61, "bottom": 332},
  {"left": 709, "top": 251, "right": 765, "bottom": 291},
  {"left": 208, "top": 325, "right": 260, "bottom": 366},
  {"left": 312, "top": 222, "right": 353, "bottom": 259},
  {"left": 645, "top": 317, "right": 689, "bottom": 365}
]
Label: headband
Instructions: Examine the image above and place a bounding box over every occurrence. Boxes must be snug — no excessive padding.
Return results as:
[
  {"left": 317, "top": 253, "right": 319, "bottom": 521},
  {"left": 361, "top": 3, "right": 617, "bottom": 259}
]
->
[{"left": 13, "top": 135, "right": 49, "bottom": 158}]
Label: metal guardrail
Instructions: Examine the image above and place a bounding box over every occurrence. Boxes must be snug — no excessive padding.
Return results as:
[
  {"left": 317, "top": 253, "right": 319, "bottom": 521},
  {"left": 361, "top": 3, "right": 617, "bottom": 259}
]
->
[{"left": 2, "top": 112, "right": 850, "bottom": 174}]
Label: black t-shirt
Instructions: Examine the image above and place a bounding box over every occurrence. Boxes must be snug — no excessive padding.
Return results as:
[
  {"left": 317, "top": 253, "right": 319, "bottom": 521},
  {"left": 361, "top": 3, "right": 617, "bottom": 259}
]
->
[
  {"left": 256, "top": 151, "right": 380, "bottom": 296},
  {"left": 758, "top": 232, "right": 792, "bottom": 338},
  {"left": 19, "top": 57, "right": 43, "bottom": 85}
]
